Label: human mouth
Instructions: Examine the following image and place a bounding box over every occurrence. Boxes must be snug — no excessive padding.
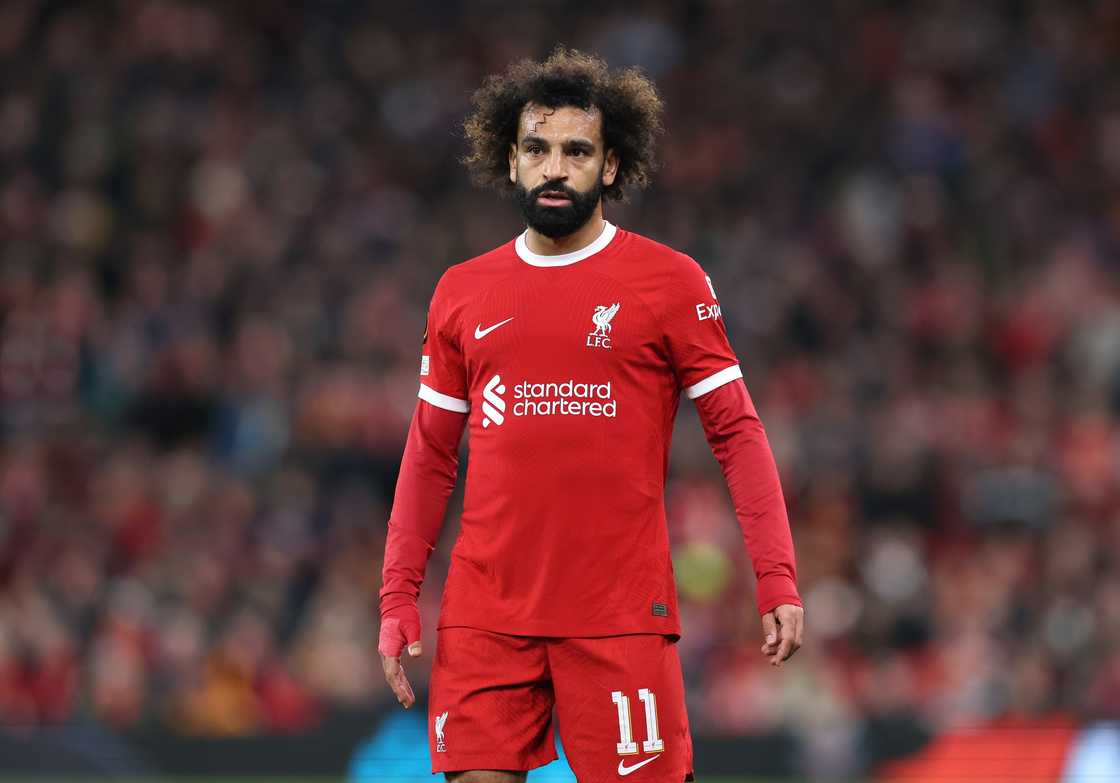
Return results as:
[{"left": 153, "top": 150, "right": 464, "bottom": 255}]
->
[{"left": 537, "top": 190, "right": 571, "bottom": 207}]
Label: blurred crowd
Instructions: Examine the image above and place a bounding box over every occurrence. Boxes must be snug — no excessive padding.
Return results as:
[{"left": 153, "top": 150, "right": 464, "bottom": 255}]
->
[{"left": 1, "top": 0, "right": 1120, "bottom": 776}]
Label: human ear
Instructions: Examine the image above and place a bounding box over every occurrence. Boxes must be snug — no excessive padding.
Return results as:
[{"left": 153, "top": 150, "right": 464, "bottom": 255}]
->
[
  {"left": 602, "top": 148, "right": 619, "bottom": 186},
  {"left": 509, "top": 143, "right": 517, "bottom": 184}
]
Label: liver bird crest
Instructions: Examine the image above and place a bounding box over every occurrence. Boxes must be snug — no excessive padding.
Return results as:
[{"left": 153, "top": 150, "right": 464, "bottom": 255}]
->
[{"left": 592, "top": 303, "right": 621, "bottom": 336}]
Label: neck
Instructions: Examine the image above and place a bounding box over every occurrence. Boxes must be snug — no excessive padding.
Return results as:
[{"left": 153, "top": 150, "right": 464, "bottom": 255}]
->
[{"left": 524, "top": 205, "right": 606, "bottom": 256}]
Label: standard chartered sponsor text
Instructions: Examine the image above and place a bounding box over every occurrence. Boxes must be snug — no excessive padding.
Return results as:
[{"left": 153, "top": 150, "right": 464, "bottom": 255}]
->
[{"left": 512, "top": 379, "right": 617, "bottom": 418}]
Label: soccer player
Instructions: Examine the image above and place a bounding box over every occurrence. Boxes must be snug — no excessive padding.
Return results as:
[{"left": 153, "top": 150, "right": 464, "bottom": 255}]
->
[{"left": 379, "top": 48, "right": 804, "bottom": 783}]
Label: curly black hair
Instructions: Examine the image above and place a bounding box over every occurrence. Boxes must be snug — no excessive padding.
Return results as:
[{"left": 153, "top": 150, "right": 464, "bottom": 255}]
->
[{"left": 463, "top": 46, "right": 664, "bottom": 202}]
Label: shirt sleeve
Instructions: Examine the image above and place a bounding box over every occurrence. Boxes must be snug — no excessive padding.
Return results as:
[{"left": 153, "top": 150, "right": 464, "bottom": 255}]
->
[
  {"left": 692, "top": 378, "right": 802, "bottom": 616},
  {"left": 661, "top": 255, "right": 743, "bottom": 399},
  {"left": 379, "top": 397, "right": 467, "bottom": 614},
  {"left": 380, "top": 273, "right": 470, "bottom": 615},
  {"left": 417, "top": 271, "right": 470, "bottom": 413}
]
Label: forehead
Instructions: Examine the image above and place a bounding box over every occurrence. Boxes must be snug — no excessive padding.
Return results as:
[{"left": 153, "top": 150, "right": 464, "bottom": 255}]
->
[{"left": 517, "top": 103, "right": 603, "bottom": 143}]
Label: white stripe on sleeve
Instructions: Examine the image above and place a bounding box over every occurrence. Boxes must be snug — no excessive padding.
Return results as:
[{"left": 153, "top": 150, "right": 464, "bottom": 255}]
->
[
  {"left": 418, "top": 383, "right": 470, "bottom": 413},
  {"left": 684, "top": 364, "right": 744, "bottom": 399}
]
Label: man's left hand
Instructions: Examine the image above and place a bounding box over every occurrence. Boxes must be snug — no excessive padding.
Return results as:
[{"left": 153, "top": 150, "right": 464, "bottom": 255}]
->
[{"left": 760, "top": 603, "right": 804, "bottom": 667}]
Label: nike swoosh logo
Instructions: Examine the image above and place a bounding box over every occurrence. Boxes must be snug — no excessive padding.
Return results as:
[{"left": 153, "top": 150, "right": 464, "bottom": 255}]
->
[
  {"left": 617, "top": 756, "right": 659, "bottom": 776},
  {"left": 474, "top": 317, "right": 514, "bottom": 339}
]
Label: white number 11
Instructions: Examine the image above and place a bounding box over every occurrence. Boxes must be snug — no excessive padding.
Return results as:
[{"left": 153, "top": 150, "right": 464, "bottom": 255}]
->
[{"left": 611, "top": 688, "right": 664, "bottom": 755}]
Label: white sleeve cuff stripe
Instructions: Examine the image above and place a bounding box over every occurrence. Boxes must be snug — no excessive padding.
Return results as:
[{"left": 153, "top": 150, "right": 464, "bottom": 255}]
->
[
  {"left": 684, "top": 364, "right": 743, "bottom": 399},
  {"left": 418, "top": 383, "right": 470, "bottom": 413}
]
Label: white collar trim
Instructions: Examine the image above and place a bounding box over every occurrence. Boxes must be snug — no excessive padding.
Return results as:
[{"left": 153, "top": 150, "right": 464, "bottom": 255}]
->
[{"left": 515, "top": 221, "right": 617, "bottom": 267}]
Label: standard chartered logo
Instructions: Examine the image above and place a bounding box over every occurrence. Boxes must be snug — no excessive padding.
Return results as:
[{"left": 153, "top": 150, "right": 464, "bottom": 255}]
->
[
  {"left": 480, "top": 374, "right": 617, "bottom": 427},
  {"left": 514, "top": 379, "right": 617, "bottom": 417},
  {"left": 481, "top": 374, "right": 506, "bottom": 428}
]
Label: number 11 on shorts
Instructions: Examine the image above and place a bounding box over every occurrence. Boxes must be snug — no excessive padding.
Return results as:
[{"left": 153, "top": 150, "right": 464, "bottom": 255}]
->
[{"left": 611, "top": 688, "right": 664, "bottom": 755}]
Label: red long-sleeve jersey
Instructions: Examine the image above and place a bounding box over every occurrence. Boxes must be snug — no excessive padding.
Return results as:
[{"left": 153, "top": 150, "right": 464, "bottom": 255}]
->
[{"left": 381, "top": 223, "right": 800, "bottom": 637}]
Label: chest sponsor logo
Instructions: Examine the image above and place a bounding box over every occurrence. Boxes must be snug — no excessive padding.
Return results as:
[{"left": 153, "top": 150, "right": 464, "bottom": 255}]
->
[
  {"left": 480, "top": 374, "right": 617, "bottom": 426},
  {"left": 587, "top": 302, "right": 620, "bottom": 349}
]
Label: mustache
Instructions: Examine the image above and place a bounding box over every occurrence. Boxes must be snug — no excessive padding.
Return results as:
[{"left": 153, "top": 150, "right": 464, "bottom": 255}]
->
[{"left": 528, "top": 181, "right": 579, "bottom": 200}]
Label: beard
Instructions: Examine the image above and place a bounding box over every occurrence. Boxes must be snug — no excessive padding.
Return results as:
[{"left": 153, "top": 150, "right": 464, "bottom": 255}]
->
[{"left": 514, "top": 175, "right": 604, "bottom": 239}]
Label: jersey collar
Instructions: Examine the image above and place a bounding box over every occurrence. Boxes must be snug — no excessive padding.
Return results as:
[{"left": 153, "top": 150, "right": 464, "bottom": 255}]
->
[{"left": 515, "top": 221, "right": 618, "bottom": 267}]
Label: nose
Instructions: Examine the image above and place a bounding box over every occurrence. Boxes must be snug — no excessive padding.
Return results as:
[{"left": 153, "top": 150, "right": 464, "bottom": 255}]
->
[{"left": 541, "top": 147, "right": 566, "bottom": 182}]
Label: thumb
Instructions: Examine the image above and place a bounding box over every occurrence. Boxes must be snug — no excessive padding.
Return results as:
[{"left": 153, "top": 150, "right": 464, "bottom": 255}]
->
[
  {"left": 402, "top": 617, "right": 422, "bottom": 657},
  {"left": 761, "top": 612, "right": 778, "bottom": 645}
]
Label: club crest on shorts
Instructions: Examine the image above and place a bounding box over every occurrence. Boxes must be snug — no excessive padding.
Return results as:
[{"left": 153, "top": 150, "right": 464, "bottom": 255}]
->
[
  {"left": 587, "top": 302, "right": 620, "bottom": 350},
  {"left": 435, "top": 711, "right": 448, "bottom": 752}
]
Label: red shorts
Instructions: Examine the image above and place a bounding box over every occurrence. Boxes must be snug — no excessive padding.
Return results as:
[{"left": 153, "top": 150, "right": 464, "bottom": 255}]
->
[{"left": 429, "top": 627, "right": 694, "bottom": 782}]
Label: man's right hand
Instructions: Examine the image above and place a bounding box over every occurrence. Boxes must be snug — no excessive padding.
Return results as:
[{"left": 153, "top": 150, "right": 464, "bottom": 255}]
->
[{"left": 379, "top": 603, "right": 423, "bottom": 708}]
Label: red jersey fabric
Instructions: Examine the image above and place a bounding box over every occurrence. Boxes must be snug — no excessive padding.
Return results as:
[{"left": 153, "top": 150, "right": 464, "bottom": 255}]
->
[
  {"left": 691, "top": 378, "right": 803, "bottom": 615},
  {"left": 381, "top": 222, "right": 800, "bottom": 637}
]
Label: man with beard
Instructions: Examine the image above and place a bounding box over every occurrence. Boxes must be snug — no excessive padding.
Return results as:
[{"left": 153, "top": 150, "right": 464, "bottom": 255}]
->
[{"left": 378, "top": 48, "right": 804, "bottom": 783}]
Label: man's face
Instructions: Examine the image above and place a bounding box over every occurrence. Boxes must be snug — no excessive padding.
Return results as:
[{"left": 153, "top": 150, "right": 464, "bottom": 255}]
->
[{"left": 509, "top": 103, "right": 619, "bottom": 238}]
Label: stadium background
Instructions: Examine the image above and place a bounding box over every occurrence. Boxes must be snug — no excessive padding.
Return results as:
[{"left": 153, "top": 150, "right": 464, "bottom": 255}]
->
[{"left": 1, "top": 0, "right": 1119, "bottom": 780}]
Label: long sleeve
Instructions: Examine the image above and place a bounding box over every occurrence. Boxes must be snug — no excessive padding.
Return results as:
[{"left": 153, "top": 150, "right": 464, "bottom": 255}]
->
[
  {"left": 378, "top": 398, "right": 467, "bottom": 615},
  {"left": 692, "top": 378, "right": 802, "bottom": 616}
]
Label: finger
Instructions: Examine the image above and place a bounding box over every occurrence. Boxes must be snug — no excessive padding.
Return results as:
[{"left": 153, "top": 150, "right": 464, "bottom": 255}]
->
[
  {"left": 760, "top": 611, "right": 778, "bottom": 654},
  {"left": 408, "top": 641, "right": 423, "bottom": 657},
  {"left": 381, "top": 655, "right": 416, "bottom": 708},
  {"left": 392, "top": 667, "right": 416, "bottom": 708},
  {"left": 780, "top": 607, "right": 804, "bottom": 660},
  {"left": 772, "top": 638, "right": 792, "bottom": 666},
  {"left": 382, "top": 654, "right": 399, "bottom": 678},
  {"left": 761, "top": 634, "right": 778, "bottom": 655},
  {"left": 772, "top": 620, "right": 797, "bottom": 666}
]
